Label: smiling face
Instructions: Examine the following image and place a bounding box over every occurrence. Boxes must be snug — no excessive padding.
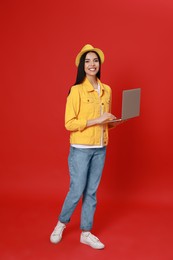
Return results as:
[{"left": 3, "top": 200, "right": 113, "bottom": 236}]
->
[{"left": 84, "top": 52, "right": 100, "bottom": 77}]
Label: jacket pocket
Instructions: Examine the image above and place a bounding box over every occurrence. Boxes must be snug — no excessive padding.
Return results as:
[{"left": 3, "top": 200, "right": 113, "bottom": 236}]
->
[
  {"left": 104, "top": 98, "right": 111, "bottom": 112},
  {"left": 81, "top": 97, "right": 94, "bottom": 103},
  {"left": 81, "top": 97, "right": 95, "bottom": 115}
]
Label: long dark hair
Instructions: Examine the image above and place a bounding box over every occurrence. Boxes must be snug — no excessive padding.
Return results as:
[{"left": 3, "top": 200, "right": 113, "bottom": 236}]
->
[{"left": 68, "top": 51, "right": 101, "bottom": 95}]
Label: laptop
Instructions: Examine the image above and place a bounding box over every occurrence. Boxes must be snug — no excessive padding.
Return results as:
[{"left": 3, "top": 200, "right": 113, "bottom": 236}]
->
[{"left": 110, "top": 88, "right": 141, "bottom": 122}]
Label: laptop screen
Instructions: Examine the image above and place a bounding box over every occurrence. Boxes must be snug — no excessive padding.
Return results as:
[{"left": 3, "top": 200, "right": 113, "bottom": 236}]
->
[{"left": 121, "top": 88, "right": 141, "bottom": 120}]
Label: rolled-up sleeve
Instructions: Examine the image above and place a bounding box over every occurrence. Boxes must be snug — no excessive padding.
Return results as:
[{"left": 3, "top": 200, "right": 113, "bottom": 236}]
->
[{"left": 65, "top": 86, "right": 87, "bottom": 132}]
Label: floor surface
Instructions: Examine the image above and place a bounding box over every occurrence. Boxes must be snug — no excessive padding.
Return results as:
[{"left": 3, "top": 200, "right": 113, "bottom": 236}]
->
[{"left": 1, "top": 198, "right": 173, "bottom": 260}]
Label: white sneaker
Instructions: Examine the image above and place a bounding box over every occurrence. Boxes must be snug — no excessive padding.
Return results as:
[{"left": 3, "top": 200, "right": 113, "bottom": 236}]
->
[
  {"left": 80, "top": 232, "right": 105, "bottom": 249},
  {"left": 50, "top": 221, "right": 66, "bottom": 244}
]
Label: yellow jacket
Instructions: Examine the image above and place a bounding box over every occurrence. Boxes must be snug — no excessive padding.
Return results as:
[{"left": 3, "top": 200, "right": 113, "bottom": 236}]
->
[{"left": 65, "top": 77, "right": 112, "bottom": 146}]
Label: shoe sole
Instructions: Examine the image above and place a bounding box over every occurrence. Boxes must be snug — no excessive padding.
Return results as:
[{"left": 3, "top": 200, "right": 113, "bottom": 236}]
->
[
  {"left": 80, "top": 238, "right": 105, "bottom": 249},
  {"left": 50, "top": 236, "right": 62, "bottom": 244}
]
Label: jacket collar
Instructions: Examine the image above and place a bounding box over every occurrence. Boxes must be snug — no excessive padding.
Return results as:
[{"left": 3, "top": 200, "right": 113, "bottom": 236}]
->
[{"left": 83, "top": 77, "right": 104, "bottom": 96}]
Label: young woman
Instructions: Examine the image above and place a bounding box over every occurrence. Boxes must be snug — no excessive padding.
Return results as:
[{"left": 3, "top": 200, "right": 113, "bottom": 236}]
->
[{"left": 50, "top": 44, "right": 119, "bottom": 249}]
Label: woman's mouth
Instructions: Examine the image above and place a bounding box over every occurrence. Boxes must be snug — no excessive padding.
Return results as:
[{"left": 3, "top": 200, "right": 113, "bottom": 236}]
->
[{"left": 88, "top": 68, "right": 96, "bottom": 71}]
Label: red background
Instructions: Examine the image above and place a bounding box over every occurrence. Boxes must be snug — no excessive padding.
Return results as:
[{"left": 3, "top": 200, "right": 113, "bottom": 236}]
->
[{"left": 1, "top": 0, "right": 173, "bottom": 259}]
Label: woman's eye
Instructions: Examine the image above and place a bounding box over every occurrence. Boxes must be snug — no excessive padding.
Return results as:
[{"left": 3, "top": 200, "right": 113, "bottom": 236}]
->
[{"left": 85, "top": 59, "right": 99, "bottom": 63}]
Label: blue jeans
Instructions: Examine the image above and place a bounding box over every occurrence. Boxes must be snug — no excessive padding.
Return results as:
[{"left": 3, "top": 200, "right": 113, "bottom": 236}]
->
[{"left": 59, "top": 146, "right": 106, "bottom": 230}]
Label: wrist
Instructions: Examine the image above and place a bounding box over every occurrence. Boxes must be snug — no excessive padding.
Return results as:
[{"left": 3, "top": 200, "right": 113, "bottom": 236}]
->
[
  {"left": 95, "top": 117, "right": 100, "bottom": 125},
  {"left": 87, "top": 117, "right": 100, "bottom": 127}
]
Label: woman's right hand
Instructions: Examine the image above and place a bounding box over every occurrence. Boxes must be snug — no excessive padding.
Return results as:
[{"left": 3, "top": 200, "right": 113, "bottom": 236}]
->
[
  {"left": 98, "top": 112, "right": 117, "bottom": 124},
  {"left": 86, "top": 112, "right": 117, "bottom": 127}
]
